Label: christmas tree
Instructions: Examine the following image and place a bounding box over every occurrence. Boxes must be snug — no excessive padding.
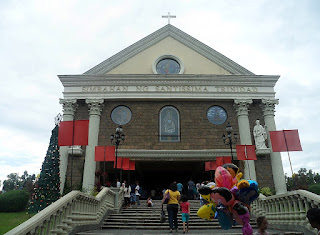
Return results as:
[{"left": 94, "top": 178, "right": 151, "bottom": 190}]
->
[{"left": 28, "top": 124, "right": 61, "bottom": 214}]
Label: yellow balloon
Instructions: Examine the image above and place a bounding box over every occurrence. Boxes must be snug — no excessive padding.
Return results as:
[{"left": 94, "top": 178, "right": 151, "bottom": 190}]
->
[{"left": 197, "top": 203, "right": 217, "bottom": 221}]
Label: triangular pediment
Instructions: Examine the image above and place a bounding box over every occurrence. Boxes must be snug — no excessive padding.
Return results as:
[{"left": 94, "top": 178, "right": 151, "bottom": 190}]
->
[{"left": 84, "top": 24, "right": 254, "bottom": 75}]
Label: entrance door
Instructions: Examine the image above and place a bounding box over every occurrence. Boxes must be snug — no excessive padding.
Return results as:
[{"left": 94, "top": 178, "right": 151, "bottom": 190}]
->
[{"left": 123, "top": 160, "right": 211, "bottom": 199}]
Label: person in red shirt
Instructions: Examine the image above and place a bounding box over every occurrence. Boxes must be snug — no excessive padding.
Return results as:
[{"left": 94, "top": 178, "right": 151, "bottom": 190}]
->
[{"left": 180, "top": 195, "right": 190, "bottom": 233}]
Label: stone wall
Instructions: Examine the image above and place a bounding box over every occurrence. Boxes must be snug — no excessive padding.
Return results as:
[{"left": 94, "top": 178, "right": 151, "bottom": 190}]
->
[{"left": 70, "top": 99, "right": 275, "bottom": 189}]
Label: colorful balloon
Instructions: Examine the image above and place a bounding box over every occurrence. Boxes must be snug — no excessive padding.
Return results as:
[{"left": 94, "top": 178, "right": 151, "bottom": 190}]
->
[
  {"left": 197, "top": 202, "right": 216, "bottom": 220},
  {"left": 215, "top": 166, "right": 233, "bottom": 189}
]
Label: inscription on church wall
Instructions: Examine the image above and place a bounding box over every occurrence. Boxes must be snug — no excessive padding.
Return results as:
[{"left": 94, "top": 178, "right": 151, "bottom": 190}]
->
[{"left": 81, "top": 85, "right": 259, "bottom": 93}]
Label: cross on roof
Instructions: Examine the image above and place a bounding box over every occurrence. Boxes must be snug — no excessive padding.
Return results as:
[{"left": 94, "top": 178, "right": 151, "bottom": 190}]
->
[{"left": 162, "top": 12, "right": 176, "bottom": 24}]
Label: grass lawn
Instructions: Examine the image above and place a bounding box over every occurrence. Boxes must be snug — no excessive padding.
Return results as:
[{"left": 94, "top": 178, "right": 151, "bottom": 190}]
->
[{"left": 0, "top": 211, "right": 34, "bottom": 234}]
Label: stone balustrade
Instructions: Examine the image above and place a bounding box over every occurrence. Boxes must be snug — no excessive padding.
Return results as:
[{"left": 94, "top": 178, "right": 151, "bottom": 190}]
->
[
  {"left": 5, "top": 187, "right": 124, "bottom": 235},
  {"left": 251, "top": 190, "right": 320, "bottom": 235}
]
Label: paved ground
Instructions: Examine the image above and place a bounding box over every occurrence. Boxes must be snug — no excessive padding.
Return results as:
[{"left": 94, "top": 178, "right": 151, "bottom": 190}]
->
[{"left": 77, "top": 228, "right": 285, "bottom": 235}]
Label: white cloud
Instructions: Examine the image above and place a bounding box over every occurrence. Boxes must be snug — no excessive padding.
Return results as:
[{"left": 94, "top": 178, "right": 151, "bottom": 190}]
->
[{"left": 1, "top": 0, "right": 319, "bottom": 187}]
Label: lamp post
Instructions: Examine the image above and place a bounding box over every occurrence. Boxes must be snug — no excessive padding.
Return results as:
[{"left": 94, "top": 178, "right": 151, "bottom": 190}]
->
[
  {"left": 222, "top": 122, "right": 238, "bottom": 162},
  {"left": 110, "top": 125, "right": 125, "bottom": 183}
]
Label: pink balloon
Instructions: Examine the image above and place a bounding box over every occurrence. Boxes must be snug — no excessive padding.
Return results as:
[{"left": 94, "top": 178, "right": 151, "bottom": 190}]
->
[{"left": 215, "top": 166, "right": 233, "bottom": 189}]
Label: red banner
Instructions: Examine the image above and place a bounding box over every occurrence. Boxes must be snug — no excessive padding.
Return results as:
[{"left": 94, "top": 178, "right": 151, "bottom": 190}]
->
[
  {"left": 224, "top": 157, "right": 232, "bottom": 164},
  {"left": 122, "top": 158, "right": 130, "bottom": 170},
  {"left": 129, "top": 161, "right": 135, "bottom": 171},
  {"left": 216, "top": 157, "right": 224, "bottom": 166},
  {"left": 114, "top": 158, "right": 123, "bottom": 169},
  {"left": 58, "top": 120, "right": 89, "bottom": 146},
  {"left": 205, "top": 161, "right": 212, "bottom": 171},
  {"left": 95, "top": 146, "right": 115, "bottom": 162},
  {"left": 269, "top": 130, "right": 302, "bottom": 152},
  {"left": 236, "top": 145, "right": 257, "bottom": 160}
]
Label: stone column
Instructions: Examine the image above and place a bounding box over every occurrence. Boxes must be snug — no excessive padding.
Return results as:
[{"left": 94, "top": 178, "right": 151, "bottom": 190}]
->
[
  {"left": 261, "top": 99, "right": 287, "bottom": 195},
  {"left": 82, "top": 99, "right": 104, "bottom": 192},
  {"left": 234, "top": 99, "right": 257, "bottom": 181},
  {"left": 59, "top": 98, "right": 78, "bottom": 194}
]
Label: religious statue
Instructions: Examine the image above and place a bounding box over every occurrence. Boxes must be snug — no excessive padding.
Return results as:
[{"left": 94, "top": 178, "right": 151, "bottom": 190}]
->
[{"left": 253, "top": 120, "right": 267, "bottom": 149}]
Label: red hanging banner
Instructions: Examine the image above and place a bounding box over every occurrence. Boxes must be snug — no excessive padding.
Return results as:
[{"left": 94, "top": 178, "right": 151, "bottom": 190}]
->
[
  {"left": 205, "top": 162, "right": 212, "bottom": 171},
  {"left": 114, "top": 158, "right": 123, "bottom": 169},
  {"left": 58, "top": 120, "right": 89, "bottom": 146},
  {"left": 95, "top": 146, "right": 105, "bottom": 161},
  {"left": 270, "top": 130, "right": 302, "bottom": 152},
  {"left": 224, "top": 157, "right": 232, "bottom": 164},
  {"left": 216, "top": 157, "right": 224, "bottom": 166},
  {"left": 122, "top": 158, "right": 130, "bottom": 170},
  {"left": 236, "top": 145, "right": 257, "bottom": 160},
  {"left": 94, "top": 146, "right": 115, "bottom": 162},
  {"left": 129, "top": 161, "right": 135, "bottom": 171}
]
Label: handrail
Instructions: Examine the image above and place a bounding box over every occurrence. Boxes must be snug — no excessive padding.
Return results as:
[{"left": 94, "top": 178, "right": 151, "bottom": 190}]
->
[
  {"left": 251, "top": 190, "right": 320, "bottom": 235},
  {"left": 5, "top": 187, "right": 124, "bottom": 235}
]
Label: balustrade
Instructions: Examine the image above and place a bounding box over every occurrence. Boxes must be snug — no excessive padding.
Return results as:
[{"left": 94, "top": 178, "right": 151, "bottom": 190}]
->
[
  {"left": 5, "top": 187, "right": 121, "bottom": 235},
  {"left": 252, "top": 190, "right": 320, "bottom": 234}
]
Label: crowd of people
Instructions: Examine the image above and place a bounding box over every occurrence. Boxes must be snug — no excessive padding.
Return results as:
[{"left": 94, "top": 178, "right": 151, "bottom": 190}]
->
[{"left": 111, "top": 178, "right": 320, "bottom": 234}]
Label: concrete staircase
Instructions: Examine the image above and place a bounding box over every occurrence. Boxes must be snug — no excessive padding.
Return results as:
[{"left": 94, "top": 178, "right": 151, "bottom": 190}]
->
[{"left": 77, "top": 200, "right": 302, "bottom": 234}]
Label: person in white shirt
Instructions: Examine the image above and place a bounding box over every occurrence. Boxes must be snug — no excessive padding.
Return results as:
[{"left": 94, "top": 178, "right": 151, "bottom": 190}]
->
[
  {"left": 135, "top": 182, "right": 141, "bottom": 205},
  {"left": 123, "top": 183, "right": 131, "bottom": 208},
  {"left": 253, "top": 216, "right": 269, "bottom": 235},
  {"left": 116, "top": 179, "right": 121, "bottom": 188}
]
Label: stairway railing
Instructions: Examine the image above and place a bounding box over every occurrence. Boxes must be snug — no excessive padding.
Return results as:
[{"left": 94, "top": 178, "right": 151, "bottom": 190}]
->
[
  {"left": 5, "top": 187, "right": 124, "bottom": 235},
  {"left": 251, "top": 190, "right": 320, "bottom": 235}
]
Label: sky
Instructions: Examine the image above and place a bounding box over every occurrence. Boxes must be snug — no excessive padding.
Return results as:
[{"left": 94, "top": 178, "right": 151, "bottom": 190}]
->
[{"left": 1, "top": 0, "right": 319, "bottom": 188}]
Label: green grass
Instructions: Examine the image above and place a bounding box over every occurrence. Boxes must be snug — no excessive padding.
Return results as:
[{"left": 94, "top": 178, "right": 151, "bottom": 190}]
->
[{"left": 0, "top": 211, "right": 34, "bottom": 235}]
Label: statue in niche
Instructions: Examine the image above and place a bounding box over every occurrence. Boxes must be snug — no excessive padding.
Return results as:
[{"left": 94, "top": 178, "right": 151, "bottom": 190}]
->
[
  {"left": 253, "top": 119, "right": 267, "bottom": 149},
  {"left": 164, "top": 110, "right": 175, "bottom": 134}
]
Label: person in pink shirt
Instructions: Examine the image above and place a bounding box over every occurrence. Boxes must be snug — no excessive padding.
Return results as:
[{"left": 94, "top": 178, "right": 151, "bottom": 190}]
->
[{"left": 180, "top": 195, "right": 190, "bottom": 233}]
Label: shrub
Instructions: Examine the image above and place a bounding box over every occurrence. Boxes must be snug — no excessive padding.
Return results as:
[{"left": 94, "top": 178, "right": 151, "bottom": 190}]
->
[
  {"left": 308, "top": 184, "right": 320, "bottom": 195},
  {"left": 260, "top": 187, "right": 273, "bottom": 196},
  {"left": 0, "top": 190, "right": 29, "bottom": 212}
]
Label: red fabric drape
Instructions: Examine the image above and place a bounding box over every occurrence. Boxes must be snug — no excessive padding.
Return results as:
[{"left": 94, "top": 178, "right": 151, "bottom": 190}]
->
[
  {"left": 236, "top": 145, "right": 257, "bottom": 160},
  {"left": 270, "top": 130, "right": 302, "bottom": 152},
  {"left": 58, "top": 120, "right": 89, "bottom": 146}
]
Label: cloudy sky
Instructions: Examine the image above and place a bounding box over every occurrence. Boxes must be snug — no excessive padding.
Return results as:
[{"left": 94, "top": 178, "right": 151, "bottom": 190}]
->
[{"left": 1, "top": 0, "right": 319, "bottom": 187}]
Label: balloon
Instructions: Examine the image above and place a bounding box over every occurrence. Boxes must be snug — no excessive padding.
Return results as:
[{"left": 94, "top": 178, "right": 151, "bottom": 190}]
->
[
  {"left": 197, "top": 202, "right": 216, "bottom": 220},
  {"left": 215, "top": 166, "right": 233, "bottom": 189},
  {"left": 236, "top": 180, "right": 259, "bottom": 205},
  {"left": 231, "top": 200, "right": 253, "bottom": 235},
  {"left": 222, "top": 163, "right": 243, "bottom": 185},
  {"left": 211, "top": 187, "right": 235, "bottom": 206},
  {"left": 216, "top": 203, "right": 233, "bottom": 230}
]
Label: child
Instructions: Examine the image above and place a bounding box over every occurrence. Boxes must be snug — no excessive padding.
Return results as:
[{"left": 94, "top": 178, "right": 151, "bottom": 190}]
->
[
  {"left": 146, "top": 196, "right": 153, "bottom": 207},
  {"left": 180, "top": 195, "right": 190, "bottom": 233},
  {"left": 254, "top": 216, "right": 269, "bottom": 235}
]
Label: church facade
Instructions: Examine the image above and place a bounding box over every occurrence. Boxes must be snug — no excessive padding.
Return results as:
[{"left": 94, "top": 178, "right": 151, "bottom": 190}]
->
[{"left": 58, "top": 24, "right": 287, "bottom": 195}]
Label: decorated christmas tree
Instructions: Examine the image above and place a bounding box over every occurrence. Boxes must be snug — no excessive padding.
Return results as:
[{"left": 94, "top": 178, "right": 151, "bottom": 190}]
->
[{"left": 28, "top": 124, "right": 61, "bottom": 214}]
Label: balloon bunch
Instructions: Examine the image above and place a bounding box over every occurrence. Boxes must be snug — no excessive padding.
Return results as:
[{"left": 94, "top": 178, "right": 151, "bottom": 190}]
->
[{"left": 197, "top": 163, "right": 259, "bottom": 235}]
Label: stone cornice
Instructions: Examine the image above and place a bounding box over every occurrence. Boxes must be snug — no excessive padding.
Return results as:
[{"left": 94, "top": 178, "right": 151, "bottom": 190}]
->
[
  {"left": 59, "top": 74, "right": 279, "bottom": 87},
  {"left": 116, "top": 149, "right": 236, "bottom": 161},
  {"left": 83, "top": 25, "right": 254, "bottom": 75}
]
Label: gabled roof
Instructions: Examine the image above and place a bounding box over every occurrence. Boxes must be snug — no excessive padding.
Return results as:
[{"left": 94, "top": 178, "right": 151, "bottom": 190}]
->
[{"left": 84, "top": 24, "right": 254, "bottom": 75}]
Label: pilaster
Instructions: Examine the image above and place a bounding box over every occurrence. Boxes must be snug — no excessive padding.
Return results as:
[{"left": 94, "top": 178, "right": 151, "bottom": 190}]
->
[
  {"left": 59, "top": 98, "right": 78, "bottom": 194},
  {"left": 82, "top": 99, "right": 104, "bottom": 192},
  {"left": 261, "top": 98, "right": 287, "bottom": 194},
  {"left": 234, "top": 99, "right": 257, "bottom": 181}
]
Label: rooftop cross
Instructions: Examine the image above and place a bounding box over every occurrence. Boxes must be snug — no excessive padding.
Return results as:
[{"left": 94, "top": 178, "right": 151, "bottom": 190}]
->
[{"left": 162, "top": 12, "right": 176, "bottom": 24}]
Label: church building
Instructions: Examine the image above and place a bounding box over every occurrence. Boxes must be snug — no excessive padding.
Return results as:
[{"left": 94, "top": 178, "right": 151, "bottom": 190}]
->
[{"left": 58, "top": 23, "right": 287, "bottom": 195}]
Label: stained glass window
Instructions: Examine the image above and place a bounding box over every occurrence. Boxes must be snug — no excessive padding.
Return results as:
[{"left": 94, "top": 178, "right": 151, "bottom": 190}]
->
[{"left": 159, "top": 106, "right": 180, "bottom": 142}]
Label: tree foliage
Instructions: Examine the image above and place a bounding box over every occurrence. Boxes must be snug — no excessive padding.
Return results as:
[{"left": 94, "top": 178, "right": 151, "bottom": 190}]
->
[
  {"left": 28, "top": 125, "right": 61, "bottom": 214},
  {"left": 2, "top": 171, "right": 35, "bottom": 192},
  {"left": 285, "top": 168, "right": 320, "bottom": 193}
]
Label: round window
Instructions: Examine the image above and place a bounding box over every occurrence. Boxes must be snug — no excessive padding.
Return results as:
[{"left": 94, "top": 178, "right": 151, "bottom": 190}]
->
[
  {"left": 207, "top": 106, "right": 228, "bottom": 125},
  {"left": 111, "top": 106, "right": 132, "bottom": 125}
]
